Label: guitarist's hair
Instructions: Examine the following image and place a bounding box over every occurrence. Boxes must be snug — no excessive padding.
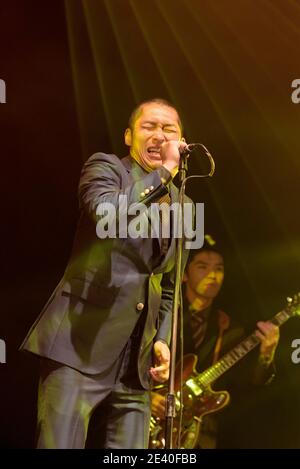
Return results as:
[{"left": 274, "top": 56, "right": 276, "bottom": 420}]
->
[{"left": 187, "top": 239, "right": 224, "bottom": 267}]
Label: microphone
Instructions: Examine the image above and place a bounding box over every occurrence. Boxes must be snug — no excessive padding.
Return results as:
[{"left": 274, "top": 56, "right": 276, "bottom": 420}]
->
[
  {"left": 180, "top": 143, "right": 202, "bottom": 156},
  {"left": 179, "top": 142, "right": 216, "bottom": 177}
]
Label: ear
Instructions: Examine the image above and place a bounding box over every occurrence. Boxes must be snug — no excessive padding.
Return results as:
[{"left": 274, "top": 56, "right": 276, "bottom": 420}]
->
[
  {"left": 124, "top": 128, "right": 132, "bottom": 147},
  {"left": 180, "top": 136, "right": 186, "bottom": 143},
  {"left": 182, "top": 271, "right": 188, "bottom": 282}
]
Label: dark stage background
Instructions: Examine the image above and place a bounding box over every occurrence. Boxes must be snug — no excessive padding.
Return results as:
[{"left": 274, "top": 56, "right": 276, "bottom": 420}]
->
[{"left": 1, "top": 0, "right": 300, "bottom": 448}]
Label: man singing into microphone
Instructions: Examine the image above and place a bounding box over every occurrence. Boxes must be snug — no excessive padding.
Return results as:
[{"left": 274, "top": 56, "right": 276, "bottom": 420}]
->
[{"left": 21, "top": 98, "right": 193, "bottom": 448}]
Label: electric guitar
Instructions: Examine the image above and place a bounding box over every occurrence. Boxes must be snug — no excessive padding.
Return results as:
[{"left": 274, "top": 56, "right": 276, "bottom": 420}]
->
[{"left": 149, "top": 293, "right": 300, "bottom": 449}]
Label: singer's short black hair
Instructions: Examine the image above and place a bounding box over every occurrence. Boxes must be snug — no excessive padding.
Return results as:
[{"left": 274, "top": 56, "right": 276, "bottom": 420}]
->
[{"left": 128, "top": 98, "right": 184, "bottom": 133}]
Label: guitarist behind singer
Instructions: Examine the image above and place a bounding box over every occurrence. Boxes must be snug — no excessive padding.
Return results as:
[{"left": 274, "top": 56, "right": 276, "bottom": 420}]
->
[{"left": 151, "top": 238, "right": 280, "bottom": 448}]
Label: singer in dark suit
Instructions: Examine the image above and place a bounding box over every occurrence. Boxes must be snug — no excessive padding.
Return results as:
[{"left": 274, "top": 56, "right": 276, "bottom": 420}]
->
[{"left": 21, "top": 98, "right": 193, "bottom": 448}]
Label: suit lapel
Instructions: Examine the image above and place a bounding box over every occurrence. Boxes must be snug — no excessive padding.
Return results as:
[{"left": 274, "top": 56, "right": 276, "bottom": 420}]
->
[
  {"left": 121, "top": 154, "right": 146, "bottom": 181},
  {"left": 120, "top": 156, "right": 189, "bottom": 275}
]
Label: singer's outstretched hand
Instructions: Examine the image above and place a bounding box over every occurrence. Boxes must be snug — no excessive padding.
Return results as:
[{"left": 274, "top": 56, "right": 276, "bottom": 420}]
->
[{"left": 150, "top": 340, "right": 170, "bottom": 383}]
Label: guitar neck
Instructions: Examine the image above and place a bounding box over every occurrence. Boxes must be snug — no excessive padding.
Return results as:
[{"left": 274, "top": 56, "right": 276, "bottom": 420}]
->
[{"left": 197, "top": 307, "right": 292, "bottom": 388}]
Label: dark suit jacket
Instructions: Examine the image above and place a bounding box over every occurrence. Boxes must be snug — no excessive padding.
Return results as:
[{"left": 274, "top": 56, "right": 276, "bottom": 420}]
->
[
  {"left": 182, "top": 301, "right": 244, "bottom": 374},
  {"left": 179, "top": 299, "right": 275, "bottom": 448},
  {"left": 181, "top": 297, "right": 275, "bottom": 384},
  {"left": 21, "top": 153, "right": 191, "bottom": 389}
]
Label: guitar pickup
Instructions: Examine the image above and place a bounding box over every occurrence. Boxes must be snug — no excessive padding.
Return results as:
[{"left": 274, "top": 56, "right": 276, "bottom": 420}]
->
[{"left": 185, "top": 378, "right": 204, "bottom": 396}]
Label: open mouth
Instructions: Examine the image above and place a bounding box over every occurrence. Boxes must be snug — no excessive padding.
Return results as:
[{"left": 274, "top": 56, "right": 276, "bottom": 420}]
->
[{"left": 147, "top": 147, "right": 161, "bottom": 158}]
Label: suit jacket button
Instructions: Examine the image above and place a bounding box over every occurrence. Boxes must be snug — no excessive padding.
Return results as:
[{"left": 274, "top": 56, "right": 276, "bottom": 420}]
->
[{"left": 136, "top": 302, "right": 144, "bottom": 311}]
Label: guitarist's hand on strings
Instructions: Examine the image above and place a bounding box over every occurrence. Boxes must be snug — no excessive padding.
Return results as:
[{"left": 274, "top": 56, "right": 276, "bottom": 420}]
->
[{"left": 255, "top": 321, "right": 280, "bottom": 366}]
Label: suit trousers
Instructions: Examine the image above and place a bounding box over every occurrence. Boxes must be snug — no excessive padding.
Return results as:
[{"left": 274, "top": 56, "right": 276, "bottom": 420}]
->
[{"left": 36, "top": 338, "right": 151, "bottom": 449}]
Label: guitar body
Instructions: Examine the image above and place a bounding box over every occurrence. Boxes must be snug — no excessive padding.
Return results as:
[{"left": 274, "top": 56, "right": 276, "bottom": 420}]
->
[
  {"left": 149, "top": 354, "right": 230, "bottom": 449},
  {"left": 149, "top": 294, "right": 300, "bottom": 448}
]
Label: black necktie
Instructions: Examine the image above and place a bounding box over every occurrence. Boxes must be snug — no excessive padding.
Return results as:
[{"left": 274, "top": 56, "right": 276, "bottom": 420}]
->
[{"left": 190, "top": 309, "right": 208, "bottom": 351}]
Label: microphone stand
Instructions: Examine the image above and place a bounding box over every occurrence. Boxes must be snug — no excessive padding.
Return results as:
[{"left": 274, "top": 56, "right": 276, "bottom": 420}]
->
[{"left": 164, "top": 153, "right": 188, "bottom": 449}]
